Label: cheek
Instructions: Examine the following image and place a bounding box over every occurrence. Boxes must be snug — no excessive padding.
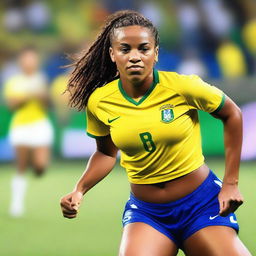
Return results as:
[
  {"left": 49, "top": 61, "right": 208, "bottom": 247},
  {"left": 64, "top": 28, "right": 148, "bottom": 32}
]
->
[
  {"left": 142, "top": 50, "right": 156, "bottom": 61},
  {"left": 143, "top": 55, "right": 156, "bottom": 66},
  {"left": 115, "top": 55, "right": 128, "bottom": 67}
]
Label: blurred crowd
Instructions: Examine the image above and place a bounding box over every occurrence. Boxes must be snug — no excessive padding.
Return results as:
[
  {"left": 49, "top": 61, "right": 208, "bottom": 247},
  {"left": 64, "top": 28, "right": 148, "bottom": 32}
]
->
[
  {"left": 1, "top": 0, "right": 256, "bottom": 162},
  {"left": 0, "top": 0, "right": 256, "bottom": 94}
]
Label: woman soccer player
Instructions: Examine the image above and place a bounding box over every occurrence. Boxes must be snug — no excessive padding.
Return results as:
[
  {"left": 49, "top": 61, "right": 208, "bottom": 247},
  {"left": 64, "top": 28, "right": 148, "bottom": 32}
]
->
[
  {"left": 4, "top": 46, "right": 53, "bottom": 217},
  {"left": 60, "top": 10, "right": 251, "bottom": 255}
]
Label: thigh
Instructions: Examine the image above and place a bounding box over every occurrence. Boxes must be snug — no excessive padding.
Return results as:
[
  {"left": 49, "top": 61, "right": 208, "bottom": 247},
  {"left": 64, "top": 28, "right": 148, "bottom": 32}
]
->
[
  {"left": 183, "top": 226, "right": 252, "bottom": 256},
  {"left": 31, "top": 146, "right": 51, "bottom": 169},
  {"left": 119, "top": 222, "right": 178, "bottom": 256},
  {"left": 15, "top": 146, "right": 31, "bottom": 174}
]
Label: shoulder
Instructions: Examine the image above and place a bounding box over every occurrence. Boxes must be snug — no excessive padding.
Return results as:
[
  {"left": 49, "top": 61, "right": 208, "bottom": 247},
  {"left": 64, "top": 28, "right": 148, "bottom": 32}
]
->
[
  {"left": 3, "top": 74, "right": 23, "bottom": 94},
  {"left": 158, "top": 70, "right": 200, "bottom": 84},
  {"left": 159, "top": 70, "right": 207, "bottom": 90},
  {"left": 158, "top": 70, "right": 196, "bottom": 91},
  {"left": 4, "top": 74, "right": 22, "bottom": 86},
  {"left": 3, "top": 74, "right": 26, "bottom": 98},
  {"left": 87, "top": 79, "right": 119, "bottom": 111}
]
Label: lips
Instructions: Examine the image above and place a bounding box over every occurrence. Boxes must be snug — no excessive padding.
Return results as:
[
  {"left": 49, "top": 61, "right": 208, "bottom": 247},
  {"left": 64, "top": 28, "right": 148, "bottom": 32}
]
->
[{"left": 127, "top": 65, "right": 143, "bottom": 71}]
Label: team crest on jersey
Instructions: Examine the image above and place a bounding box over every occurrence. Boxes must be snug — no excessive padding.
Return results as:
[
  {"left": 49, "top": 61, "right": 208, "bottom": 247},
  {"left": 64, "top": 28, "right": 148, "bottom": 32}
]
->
[{"left": 160, "top": 104, "right": 174, "bottom": 123}]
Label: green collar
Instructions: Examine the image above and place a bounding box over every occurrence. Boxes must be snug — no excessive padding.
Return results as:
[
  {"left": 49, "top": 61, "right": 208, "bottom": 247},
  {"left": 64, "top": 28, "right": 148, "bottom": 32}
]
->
[{"left": 118, "top": 69, "right": 159, "bottom": 106}]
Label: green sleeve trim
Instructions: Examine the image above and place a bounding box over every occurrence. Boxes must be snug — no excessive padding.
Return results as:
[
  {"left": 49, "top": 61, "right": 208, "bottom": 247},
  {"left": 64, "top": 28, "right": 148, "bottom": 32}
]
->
[
  {"left": 211, "top": 94, "right": 226, "bottom": 114},
  {"left": 86, "top": 132, "right": 109, "bottom": 138}
]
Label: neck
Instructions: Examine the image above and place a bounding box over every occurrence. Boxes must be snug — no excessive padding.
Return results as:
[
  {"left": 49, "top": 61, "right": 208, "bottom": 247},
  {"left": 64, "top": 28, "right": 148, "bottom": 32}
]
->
[
  {"left": 121, "top": 71, "right": 154, "bottom": 99},
  {"left": 23, "top": 70, "right": 36, "bottom": 76}
]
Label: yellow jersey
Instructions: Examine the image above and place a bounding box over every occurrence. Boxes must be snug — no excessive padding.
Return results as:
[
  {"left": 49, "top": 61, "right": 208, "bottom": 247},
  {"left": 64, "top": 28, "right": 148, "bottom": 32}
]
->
[
  {"left": 86, "top": 70, "right": 225, "bottom": 184},
  {"left": 3, "top": 73, "right": 48, "bottom": 128}
]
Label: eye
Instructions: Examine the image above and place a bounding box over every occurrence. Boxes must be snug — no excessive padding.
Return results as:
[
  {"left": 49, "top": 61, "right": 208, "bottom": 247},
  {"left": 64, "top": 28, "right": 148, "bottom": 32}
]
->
[
  {"left": 120, "top": 48, "right": 130, "bottom": 53},
  {"left": 140, "top": 47, "right": 150, "bottom": 53}
]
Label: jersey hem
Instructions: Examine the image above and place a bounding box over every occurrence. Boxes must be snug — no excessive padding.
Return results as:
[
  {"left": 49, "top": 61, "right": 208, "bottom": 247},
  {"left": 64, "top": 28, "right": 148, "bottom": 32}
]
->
[
  {"left": 11, "top": 115, "right": 48, "bottom": 128},
  {"left": 127, "top": 161, "right": 205, "bottom": 184}
]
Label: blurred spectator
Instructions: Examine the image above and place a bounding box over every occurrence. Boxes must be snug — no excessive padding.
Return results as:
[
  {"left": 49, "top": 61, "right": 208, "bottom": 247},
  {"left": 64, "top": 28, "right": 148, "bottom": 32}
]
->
[
  {"left": 176, "top": 0, "right": 202, "bottom": 50},
  {"left": 24, "top": 0, "right": 51, "bottom": 31},
  {"left": 2, "top": 7, "right": 25, "bottom": 32},
  {"left": 222, "top": 0, "right": 253, "bottom": 27},
  {"left": 216, "top": 39, "right": 247, "bottom": 78},
  {"left": 178, "top": 48, "right": 208, "bottom": 78},
  {"left": 2, "top": 0, "right": 51, "bottom": 33},
  {"left": 3, "top": 46, "right": 54, "bottom": 217},
  {"left": 199, "top": 0, "right": 234, "bottom": 39},
  {"left": 242, "top": 18, "right": 256, "bottom": 74},
  {"left": 242, "top": 19, "right": 256, "bottom": 55},
  {"left": 1, "top": 0, "right": 256, "bottom": 81},
  {"left": 139, "top": 1, "right": 162, "bottom": 28}
]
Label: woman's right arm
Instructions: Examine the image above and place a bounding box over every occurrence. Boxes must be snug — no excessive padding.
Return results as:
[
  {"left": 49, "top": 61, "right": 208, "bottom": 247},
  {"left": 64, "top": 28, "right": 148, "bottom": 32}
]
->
[{"left": 60, "top": 135, "right": 118, "bottom": 219}]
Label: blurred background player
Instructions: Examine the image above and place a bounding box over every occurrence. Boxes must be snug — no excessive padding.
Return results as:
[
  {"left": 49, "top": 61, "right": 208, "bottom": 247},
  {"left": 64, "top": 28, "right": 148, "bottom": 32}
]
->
[{"left": 3, "top": 46, "right": 54, "bottom": 217}]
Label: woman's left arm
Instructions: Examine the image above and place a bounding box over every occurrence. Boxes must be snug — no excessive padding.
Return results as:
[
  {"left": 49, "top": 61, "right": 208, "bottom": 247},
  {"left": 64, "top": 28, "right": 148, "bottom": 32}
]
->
[{"left": 211, "top": 96, "right": 244, "bottom": 217}]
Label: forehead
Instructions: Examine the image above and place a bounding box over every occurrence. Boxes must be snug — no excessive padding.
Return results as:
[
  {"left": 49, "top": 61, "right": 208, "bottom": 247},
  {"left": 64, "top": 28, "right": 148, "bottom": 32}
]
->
[{"left": 111, "top": 25, "right": 154, "bottom": 44}]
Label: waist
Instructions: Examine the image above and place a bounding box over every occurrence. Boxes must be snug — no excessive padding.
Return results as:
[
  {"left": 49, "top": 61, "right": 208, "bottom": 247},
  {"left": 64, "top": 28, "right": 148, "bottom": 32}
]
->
[
  {"left": 130, "top": 164, "right": 210, "bottom": 204},
  {"left": 11, "top": 106, "right": 47, "bottom": 127}
]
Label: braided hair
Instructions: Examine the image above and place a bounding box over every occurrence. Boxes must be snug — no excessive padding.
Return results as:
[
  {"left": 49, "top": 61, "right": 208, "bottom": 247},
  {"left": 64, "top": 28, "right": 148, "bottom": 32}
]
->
[{"left": 68, "top": 10, "right": 159, "bottom": 111}]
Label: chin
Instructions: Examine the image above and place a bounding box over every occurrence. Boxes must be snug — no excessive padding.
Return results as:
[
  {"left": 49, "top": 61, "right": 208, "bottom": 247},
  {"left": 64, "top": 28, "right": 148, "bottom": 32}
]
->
[
  {"left": 128, "top": 70, "right": 142, "bottom": 75},
  {"left": 129, "top": 73, "right": 143, "bottom": 83}
]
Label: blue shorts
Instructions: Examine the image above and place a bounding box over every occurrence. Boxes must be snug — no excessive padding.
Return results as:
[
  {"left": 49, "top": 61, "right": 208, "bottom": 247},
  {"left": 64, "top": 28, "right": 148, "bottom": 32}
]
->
[{"left": 122, "top": 170, "right": 239, "bottom": 247}]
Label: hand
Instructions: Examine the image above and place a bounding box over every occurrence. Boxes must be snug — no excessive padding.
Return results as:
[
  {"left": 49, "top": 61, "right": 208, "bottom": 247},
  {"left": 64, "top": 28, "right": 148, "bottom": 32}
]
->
[
  {"left": 60, "top": 191, "right": 83, "bottom": 219},
  {"left": 218, "top": 183, "right": 244, "bottom": 217}
]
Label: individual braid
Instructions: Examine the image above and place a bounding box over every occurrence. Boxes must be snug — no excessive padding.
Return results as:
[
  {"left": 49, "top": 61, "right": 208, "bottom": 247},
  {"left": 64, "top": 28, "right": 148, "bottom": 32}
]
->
[{"left": 67, "top": 10, "right": 159, "bottom": 111}]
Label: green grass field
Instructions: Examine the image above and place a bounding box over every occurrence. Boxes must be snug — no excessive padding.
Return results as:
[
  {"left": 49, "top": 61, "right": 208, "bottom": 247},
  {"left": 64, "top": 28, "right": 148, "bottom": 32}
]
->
[{"left": 0, "top": 158, "right": 255, "bottom": 255}]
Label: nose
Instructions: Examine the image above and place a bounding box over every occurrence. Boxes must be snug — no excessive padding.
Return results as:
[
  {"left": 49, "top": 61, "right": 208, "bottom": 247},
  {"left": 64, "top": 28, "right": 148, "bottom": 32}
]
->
[{"left": 129, "top": 50, "right": 141, "bottom": 63}]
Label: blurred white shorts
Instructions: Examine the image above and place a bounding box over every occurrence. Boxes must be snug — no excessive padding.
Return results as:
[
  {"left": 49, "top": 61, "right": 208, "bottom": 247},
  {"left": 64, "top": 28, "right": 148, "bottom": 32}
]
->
[{"left": 9, "top": 119, "right": 54, "bottom": 147}]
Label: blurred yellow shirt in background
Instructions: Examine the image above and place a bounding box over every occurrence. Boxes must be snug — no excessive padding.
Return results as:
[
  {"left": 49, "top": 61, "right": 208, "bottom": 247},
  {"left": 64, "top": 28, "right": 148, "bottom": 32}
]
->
[
  {"left": 3, "top": 73, "right": 48, "bottom": 128},
  {"left": 216, "top": 41, "right": 247, "bottom": 78},
  {"left": 242, "top": 19, "right": 256, "bottom": 55}
]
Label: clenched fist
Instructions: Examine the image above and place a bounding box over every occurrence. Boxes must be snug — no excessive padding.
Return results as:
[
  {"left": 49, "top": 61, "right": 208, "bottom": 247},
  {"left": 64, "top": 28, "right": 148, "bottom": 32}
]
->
[{"left": 60, "top": 191, "right": 83, "bottom": 219}]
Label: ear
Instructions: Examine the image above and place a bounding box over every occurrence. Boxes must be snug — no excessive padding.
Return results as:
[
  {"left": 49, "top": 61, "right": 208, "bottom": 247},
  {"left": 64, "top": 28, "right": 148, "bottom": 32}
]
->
[
  {"left": 154, "top": 46, "right": 159, "bottom": 63},
  {"left": 109, "top": 47, "right": 115, "bottom": 62}
]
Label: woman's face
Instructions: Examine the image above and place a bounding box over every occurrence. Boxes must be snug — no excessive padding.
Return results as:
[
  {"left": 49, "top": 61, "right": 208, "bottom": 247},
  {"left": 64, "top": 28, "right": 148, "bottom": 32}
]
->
[
  {"left": 109, "top": 25, "right": 158, "bottom": 84},
  {"left": 19, "top": 50, "right": 39, "bottom": 75}
]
